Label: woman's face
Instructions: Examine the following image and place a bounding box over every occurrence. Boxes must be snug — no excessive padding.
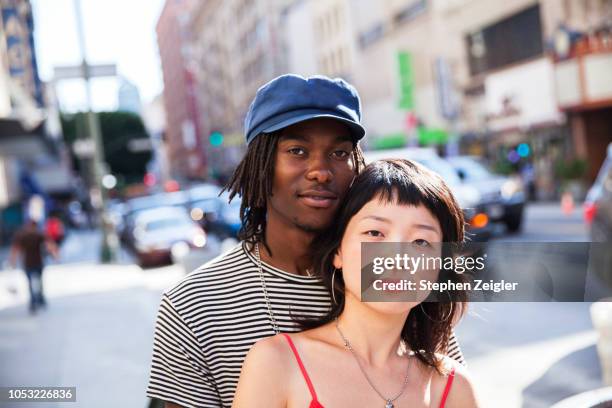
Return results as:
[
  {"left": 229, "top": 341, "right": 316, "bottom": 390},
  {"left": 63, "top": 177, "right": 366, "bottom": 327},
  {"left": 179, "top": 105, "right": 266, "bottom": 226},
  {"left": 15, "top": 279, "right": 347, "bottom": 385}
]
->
[{"left": 333, "top": 195, "right": 443, "bottom": 315}]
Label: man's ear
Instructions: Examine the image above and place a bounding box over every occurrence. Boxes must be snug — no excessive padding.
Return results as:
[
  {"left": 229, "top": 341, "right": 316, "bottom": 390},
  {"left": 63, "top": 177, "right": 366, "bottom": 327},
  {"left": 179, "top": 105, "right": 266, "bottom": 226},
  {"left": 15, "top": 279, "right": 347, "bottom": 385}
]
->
[{"left": 333, "top": 248, "right": 342, "bottom": 269}]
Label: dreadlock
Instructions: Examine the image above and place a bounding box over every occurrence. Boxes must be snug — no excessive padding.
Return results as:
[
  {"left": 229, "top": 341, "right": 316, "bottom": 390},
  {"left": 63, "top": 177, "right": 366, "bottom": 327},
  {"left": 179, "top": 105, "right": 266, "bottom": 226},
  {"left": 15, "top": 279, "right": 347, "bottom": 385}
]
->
[{"left": 222, "top": 131, "right": 366, "bottom": 253}]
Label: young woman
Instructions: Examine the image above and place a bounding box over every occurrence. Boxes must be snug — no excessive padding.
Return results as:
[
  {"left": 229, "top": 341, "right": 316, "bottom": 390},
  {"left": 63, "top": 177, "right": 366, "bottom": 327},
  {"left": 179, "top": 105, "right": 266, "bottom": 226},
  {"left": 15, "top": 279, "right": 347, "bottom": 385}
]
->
[{"left": 233, "top": 159, "right": 480, "bottom": 407}]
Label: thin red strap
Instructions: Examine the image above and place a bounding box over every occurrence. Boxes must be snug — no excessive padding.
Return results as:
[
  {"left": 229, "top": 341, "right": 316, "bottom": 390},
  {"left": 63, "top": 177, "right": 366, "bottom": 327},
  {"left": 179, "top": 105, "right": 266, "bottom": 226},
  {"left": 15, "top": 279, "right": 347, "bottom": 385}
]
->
[
  {"left": 281, "top": 333, "right": 319, "bottom": 402},
  {"left": 439, "top": 367, "right": 456, "bottom": 408}
]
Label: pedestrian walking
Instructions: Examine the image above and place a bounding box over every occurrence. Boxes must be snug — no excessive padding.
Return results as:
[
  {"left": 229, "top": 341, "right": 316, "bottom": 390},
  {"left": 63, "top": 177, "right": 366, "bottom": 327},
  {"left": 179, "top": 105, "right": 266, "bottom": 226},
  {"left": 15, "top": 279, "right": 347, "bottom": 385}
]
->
[{"left": 9, "top": 219, "right": 59, "bottom": 314}]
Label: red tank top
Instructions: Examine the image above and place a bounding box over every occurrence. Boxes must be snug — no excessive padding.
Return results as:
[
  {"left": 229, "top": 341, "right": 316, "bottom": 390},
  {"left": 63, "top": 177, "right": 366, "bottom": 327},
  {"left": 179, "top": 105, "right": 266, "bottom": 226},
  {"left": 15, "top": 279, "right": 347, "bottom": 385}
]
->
[{"left": 281, "top": 333, "right": 456, "bottom": 408}]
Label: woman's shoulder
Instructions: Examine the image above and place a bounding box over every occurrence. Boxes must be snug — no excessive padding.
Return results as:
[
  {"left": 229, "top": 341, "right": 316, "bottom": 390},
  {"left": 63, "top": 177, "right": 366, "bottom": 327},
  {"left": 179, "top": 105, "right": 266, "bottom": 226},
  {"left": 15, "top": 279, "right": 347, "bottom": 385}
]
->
[
  {"left": 246, "top": 333, "right": 295, "bottom": 367},
  {"left": 432, "top": 355, "right": 480, "bottom": 407}
]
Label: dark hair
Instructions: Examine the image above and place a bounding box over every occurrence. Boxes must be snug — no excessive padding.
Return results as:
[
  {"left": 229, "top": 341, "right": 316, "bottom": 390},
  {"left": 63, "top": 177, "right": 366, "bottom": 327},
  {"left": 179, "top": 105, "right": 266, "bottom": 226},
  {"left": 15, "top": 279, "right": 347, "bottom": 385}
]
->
[
  {"left": 300, "top": 159, "right": 467, "bottom": 374},
  {"left": 223, "top": 130, "right": 366, "bottom": 253}
]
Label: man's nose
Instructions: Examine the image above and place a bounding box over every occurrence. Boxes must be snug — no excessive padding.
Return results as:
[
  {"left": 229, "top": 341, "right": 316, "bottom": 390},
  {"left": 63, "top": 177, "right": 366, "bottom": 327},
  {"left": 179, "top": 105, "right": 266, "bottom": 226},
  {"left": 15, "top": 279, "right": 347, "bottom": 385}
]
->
[{"left": 305, "top": 155, "right": 333, "bottom": 183}]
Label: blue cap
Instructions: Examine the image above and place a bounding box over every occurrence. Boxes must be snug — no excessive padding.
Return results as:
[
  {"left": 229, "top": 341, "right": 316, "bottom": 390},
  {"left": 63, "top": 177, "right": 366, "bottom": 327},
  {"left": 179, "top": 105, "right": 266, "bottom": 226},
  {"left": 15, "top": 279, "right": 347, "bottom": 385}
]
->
[{"left": 244, "top": 74, "right": 365, "bottom": 144}]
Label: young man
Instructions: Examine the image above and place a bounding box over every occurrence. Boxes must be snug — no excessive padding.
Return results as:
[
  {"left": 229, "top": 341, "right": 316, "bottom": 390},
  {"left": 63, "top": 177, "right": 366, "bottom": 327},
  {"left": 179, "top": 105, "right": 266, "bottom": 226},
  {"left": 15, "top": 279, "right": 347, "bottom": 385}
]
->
[{"left": 146, "top": 75, "right": 464, "bottom": 408}]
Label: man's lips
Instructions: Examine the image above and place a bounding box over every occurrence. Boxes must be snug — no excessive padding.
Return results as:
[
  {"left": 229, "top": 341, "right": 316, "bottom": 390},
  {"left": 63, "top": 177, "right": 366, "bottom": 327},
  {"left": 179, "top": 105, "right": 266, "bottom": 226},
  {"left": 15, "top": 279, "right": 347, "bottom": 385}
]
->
[{"left": 297, "top": 190, "right": 338, "bottom": 209}]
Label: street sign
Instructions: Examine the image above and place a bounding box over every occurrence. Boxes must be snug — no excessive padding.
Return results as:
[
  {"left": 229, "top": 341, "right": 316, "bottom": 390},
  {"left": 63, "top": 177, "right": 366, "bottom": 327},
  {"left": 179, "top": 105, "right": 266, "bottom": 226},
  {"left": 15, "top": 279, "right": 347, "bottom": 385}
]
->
[
  {"left": 53, "top": 63, "right": 117, "bottom": 80},
  {"left": 434, "top": 57, "right": 459, "bottom": 120},
  {"left": 397, "top": 51, "right": 415, "bottom": 110},
  {"left": 73, "top": 138, "right": 95, "bottom": 158}
]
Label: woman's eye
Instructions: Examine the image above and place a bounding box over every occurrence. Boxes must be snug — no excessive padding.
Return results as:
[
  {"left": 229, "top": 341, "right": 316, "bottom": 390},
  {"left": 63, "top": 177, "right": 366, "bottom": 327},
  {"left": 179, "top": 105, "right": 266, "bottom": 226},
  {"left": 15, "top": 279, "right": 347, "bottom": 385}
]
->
[
  {"left": 332, "top": 150, "right": 350, "bottom": 159},
  {"left": 288, "top": 147, "right": 306, "bottom": 155},
  {"left": 364, "top": 230, "right": 384, "bottom": 238},
  {"left": 413, "top": 239, "right": 430, "bottom": 247}
]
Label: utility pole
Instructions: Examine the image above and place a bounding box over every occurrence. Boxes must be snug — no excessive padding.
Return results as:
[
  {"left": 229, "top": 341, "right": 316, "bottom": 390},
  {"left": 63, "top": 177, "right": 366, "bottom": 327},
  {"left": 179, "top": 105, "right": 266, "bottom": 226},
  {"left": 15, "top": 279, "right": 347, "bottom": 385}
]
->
[{"left": 72, "top": 0, "right": 117, "bottom": 262}]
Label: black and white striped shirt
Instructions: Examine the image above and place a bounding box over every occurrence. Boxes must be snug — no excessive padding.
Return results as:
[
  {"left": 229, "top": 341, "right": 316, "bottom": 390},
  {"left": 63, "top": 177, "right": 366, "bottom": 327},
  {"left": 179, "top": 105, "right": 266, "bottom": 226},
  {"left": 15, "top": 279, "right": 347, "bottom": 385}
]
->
[{"left": 146, "top": 242, "right": 464, "bottom": 407}]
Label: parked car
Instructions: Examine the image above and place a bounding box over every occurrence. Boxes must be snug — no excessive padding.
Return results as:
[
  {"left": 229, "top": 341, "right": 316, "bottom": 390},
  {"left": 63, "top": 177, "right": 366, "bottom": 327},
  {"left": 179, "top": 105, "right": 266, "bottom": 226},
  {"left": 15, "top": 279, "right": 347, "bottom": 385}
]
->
[
  {"left": 584, "top": 143, "right": 612, "bottom": 291},
  {"left": 364, "top": 148, "right": 494, "bottom": 241},
  {"left": 584, "top": 143, "right": 612, "bottom": 242},
  {"left": 120, "top": 191, "right": 191, "bottom": 248},
  {"left": 448, "top": 156, "right": 525, "bottom": 232},
  {"left": 189, "top": 192, "right": 242, "bottom": 239},
  {"left": 132, "top": 206, "right": 206, "bottom": 267}
]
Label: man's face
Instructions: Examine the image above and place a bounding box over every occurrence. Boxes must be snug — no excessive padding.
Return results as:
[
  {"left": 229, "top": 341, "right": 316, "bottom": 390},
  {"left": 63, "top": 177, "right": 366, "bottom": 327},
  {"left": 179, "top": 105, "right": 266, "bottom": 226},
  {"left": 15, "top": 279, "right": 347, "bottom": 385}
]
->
[{"left": 268, "top": 118, "right": 356, "bottom": 233}]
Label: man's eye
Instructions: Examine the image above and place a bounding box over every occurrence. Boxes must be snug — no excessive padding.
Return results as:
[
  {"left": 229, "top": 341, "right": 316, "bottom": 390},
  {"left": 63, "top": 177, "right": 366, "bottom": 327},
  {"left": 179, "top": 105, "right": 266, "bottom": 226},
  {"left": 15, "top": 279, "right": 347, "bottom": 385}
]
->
[
  {"left": 288, "top": 147, "right": 306, "bottom": 155},
  {"left": 413, "top": 239, "right": 430, "bottom": 247},
  {"left": 364, "top": 230, "right": 384, "bottom": 237},
  {"left": 332, "top": 150, "right": 350, "bottom": 159}
]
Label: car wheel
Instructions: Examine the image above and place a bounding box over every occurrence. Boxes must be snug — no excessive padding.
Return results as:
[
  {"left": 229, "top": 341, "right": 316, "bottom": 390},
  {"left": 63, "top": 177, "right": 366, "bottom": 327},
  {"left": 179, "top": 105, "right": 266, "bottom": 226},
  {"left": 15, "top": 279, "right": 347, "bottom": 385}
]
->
[{"left": 505, "top": 213, "right": 523, "bottom": 233}]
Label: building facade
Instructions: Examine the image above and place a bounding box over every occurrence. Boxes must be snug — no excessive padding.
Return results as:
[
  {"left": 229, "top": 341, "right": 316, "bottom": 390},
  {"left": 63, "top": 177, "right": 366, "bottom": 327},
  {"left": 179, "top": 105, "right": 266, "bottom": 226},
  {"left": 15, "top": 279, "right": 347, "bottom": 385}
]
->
[
  {"left": 344, "top": 0, "right": 610, "bottom": 198},
  {"left": 156, "top": 0, "right": 205, "bottom": 181},
  {"left": 187, "top": 0, "right": 293, "bottom": 180}
]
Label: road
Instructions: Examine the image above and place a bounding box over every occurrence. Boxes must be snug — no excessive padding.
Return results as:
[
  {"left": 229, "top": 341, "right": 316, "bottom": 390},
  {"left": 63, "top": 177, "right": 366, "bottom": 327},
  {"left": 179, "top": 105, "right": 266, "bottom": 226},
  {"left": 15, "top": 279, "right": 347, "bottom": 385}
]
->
[{"left": 0, "top": 202, "right": 605, "bottom": 408}]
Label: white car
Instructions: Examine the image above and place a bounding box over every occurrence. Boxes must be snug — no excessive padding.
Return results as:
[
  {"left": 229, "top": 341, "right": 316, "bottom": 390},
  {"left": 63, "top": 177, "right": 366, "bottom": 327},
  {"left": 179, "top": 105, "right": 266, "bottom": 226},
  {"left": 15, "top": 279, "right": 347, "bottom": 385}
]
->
[{"left": 132, "top": 206, "right": 206, "bottom": 267}]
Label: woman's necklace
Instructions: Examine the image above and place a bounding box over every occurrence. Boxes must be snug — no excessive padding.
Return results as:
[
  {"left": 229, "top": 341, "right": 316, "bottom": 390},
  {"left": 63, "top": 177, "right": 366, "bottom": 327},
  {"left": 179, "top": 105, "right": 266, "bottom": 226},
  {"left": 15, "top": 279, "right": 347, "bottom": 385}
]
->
[
  {"left": 254, "top": 243, "right": 313, "bottom": 335},
  {"left": 335, "top": 319, "right": 410, "bottom": 408}
]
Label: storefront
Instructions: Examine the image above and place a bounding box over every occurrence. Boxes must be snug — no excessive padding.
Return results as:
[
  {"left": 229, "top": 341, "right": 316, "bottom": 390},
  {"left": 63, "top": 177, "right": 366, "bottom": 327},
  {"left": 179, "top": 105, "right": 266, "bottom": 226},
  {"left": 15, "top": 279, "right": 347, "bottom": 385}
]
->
[{"left": 482, "top": 57, "right": 570, "bottom": 200}]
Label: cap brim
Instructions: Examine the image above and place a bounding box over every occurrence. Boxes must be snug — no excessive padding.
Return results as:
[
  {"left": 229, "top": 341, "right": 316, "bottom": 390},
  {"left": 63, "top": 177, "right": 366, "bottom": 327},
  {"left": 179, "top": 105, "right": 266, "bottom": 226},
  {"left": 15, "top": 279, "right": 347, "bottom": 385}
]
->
[{"left": 253, "top": 112, "right": 365, "bottom": 143}]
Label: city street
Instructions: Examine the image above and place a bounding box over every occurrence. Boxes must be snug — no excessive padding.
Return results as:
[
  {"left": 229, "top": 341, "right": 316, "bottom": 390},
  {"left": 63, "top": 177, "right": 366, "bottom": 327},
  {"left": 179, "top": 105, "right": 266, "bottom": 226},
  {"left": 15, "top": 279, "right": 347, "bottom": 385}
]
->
[{"left": 0, "top": 202, "right": 603, "bottom": 408}]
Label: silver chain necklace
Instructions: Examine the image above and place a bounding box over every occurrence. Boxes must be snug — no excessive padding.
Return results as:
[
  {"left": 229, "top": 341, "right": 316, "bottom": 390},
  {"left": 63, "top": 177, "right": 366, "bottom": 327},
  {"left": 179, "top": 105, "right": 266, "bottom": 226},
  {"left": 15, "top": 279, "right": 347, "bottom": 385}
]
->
[
  {"left": 254, "top": 243, "right": 280, "bottom": 334},
  {"left": 335, "top": 319, "right": 410, "bottom": 408},
  {"left": 254, "top": 243, "right": 312, "bottom": 334}
]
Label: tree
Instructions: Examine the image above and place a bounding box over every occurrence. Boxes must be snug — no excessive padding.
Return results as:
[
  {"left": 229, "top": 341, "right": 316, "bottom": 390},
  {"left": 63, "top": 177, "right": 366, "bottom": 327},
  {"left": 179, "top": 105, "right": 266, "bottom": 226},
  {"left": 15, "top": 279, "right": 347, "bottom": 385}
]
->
[{"left": 61, "top": 111, "right": 152, "bottom": 184}]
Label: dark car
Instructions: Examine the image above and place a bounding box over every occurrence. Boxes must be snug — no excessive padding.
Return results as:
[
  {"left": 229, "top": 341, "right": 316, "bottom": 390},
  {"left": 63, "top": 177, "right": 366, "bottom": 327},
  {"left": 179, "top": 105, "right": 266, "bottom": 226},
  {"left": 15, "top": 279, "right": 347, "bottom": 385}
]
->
[
  {"left": 585, "top": 143, "right": 612, "bottom": 241},
  {"left": 584, "top": 143, "right": 612, "bottom": 292},
  {"left": 189, "top": 192, "right": 242, "bottom": 240},
  {"left": 364, "top": 148, "right": 494, "bottom": 241},
  {"left": 448, "top": 156, "right": 526, "bottom": 233}
]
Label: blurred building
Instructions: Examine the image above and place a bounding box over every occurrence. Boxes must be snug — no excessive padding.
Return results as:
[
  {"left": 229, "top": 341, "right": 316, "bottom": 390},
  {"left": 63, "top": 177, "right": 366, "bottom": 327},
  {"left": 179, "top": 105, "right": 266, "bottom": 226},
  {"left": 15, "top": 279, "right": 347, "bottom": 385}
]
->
[
  {"left": 329, "top": 0, "right": 611, "bottom": 199},
  {"left": 0, "top": 0, "right": 72, "bottom": 244},
  {"left": 188, "top": 0, "right": 293, "bottom": 181},
  {"left": 117, "top": 77, "right": 142, "bottom": 115},
  {"left": 156, "top": 0, "right": 205, "bottom": 181},
  {"left": 546, "top": 0, "right": 612, "bottom": 183},
  {"left": 284, "top": 0, "right": 358, "bottom": 80},
  {"left": 141, "top": 93, "right": 170, "bottom": 186}
]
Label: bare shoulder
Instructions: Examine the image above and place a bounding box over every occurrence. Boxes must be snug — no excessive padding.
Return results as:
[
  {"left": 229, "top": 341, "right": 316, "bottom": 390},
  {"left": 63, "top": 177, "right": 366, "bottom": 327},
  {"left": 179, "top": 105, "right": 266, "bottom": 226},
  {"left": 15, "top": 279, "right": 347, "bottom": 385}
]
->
[
  {"left": 437, "top": 355, "right": 481, "bottom": 408},
  {"left": 233, "top": 334, "right": 294, "bottom": 408},
  {"left": 245, "top": 334, "right": 294, "bottom": 369}
]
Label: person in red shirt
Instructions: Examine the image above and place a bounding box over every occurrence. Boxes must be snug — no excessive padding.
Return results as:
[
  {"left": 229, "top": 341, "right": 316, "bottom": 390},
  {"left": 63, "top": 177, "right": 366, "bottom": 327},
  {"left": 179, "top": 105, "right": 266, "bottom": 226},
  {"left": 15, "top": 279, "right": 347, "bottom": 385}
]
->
[{"left": 9, "top": 220, "right": 59, "bottom": 314}]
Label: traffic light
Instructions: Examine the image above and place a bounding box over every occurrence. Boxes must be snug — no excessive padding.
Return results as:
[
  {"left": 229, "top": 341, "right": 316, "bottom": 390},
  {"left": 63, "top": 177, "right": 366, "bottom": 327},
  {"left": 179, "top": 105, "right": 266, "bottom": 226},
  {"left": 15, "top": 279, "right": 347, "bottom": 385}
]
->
[{"left": 210, "top": 131, "right": 224, "bottom": 147}]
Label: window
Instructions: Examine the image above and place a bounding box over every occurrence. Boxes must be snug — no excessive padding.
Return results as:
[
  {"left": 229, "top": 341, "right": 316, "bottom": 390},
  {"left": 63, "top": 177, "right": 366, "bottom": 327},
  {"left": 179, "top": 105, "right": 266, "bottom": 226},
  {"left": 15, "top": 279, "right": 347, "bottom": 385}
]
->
[
  {"left": 359, "top": 23, "right": 385, "bottom": 49},
  {"left": 466, "top": 4, "right": 543, "bottom": 76},
  {"left": 393, "top": 0, "right": 427, "bottom": 26}
]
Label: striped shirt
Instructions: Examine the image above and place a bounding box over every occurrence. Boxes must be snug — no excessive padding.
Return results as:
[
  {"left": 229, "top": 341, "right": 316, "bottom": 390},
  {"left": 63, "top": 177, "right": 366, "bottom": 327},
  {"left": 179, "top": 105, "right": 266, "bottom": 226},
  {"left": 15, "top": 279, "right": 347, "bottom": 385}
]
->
[{"left": 146, "top": 242, "right": 464, "bottom": 407}]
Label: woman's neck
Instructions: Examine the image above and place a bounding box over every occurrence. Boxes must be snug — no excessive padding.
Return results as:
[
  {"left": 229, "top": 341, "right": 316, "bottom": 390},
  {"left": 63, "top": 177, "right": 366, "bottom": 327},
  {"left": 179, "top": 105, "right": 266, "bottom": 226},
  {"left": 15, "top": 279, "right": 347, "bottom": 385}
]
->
[{"left": 335, "top": 294, "right": 410, "bottom": 368}]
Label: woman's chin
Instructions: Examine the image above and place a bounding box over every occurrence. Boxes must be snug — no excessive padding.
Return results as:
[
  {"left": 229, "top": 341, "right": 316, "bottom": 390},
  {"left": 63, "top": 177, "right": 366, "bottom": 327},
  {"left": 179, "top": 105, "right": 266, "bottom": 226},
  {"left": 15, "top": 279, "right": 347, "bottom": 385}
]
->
[{"left": 362, "top": 300, "right": 417, "bottom": 316}]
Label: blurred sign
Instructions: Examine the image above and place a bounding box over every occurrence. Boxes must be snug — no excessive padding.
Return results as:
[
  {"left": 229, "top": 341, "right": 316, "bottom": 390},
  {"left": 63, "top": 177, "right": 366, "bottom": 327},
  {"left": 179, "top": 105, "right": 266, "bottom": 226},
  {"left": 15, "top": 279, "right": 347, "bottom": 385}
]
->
[
  {"left": 127, "top": 138, "right": 153, "bottom": 152},
  {"left": 397, "top": 52, "right": 415, "bottom": 110},
  {"left": 434, "top": 57, "right": 459, "bottom": 120},
  {"left": 485, "top": 58, "right": 564, "bottom": 132},
  {"left": 73, "top": 139, "right": 95, "bottom": 158},
  {"left": 53, "top": 64, "right": 117, "bottom": 80}
]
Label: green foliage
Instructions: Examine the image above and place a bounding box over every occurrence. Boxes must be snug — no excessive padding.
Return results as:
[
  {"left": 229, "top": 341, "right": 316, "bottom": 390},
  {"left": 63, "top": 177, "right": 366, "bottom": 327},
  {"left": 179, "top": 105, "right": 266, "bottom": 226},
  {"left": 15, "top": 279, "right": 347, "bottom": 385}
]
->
[
  {"left": 60, "top": 111, "right": 152, "bottom": 184},
  {"left": 554, "top": 158, "right": 588, "bottom": 181}
]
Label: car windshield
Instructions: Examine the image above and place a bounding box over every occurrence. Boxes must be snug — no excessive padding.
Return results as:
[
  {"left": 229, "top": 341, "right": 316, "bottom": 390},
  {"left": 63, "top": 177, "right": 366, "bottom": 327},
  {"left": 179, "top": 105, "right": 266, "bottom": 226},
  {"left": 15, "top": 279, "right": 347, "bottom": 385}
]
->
[
  {"left": 415, "top": 158, "right": 461, "bottom": 185},
  {"left": 450, "top": 158, "right": 492, "bottom": 181},
  {"left": 144, "top": 217, "right": 191, "bottom": 231}
]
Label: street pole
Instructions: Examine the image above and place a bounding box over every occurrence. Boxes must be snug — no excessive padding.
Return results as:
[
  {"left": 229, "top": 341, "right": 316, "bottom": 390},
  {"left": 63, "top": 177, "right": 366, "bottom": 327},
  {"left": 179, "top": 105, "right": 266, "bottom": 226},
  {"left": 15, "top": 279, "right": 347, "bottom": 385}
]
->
[{"left": 73, "top": 0, "right": 117, "bottom": 262}]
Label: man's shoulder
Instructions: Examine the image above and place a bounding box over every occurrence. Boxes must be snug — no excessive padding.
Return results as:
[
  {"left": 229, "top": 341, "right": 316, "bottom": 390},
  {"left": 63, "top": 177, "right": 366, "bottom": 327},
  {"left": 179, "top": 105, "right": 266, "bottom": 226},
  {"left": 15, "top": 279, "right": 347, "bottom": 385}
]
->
[{"left": 164, "top": 241, "right": 256, "bottom": 301}]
